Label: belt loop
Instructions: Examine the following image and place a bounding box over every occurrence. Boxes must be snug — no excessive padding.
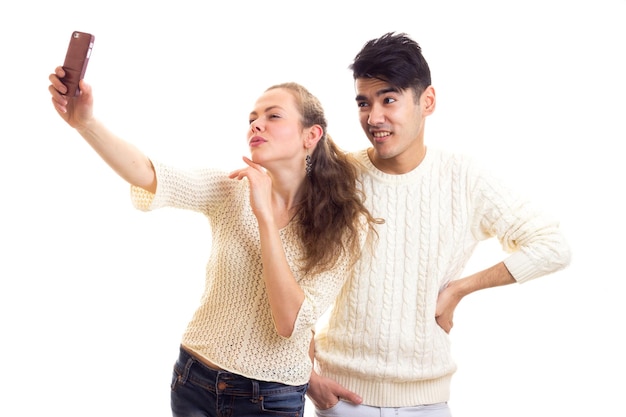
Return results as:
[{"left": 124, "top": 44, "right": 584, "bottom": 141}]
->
[
  {"left": 251, "top": 380, "right": 260, "bottom": 403},
  {"left": 180, "top": 357, "right": 194, "bottom": 384}
]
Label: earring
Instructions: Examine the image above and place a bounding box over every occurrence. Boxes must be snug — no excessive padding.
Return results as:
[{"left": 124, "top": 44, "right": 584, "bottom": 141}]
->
[{"left": 305, "top": 151, "right": 312, "bottom": 177}]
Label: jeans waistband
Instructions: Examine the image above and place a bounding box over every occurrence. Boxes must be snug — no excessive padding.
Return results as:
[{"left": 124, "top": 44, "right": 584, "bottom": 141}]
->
[{"left": 175, "top": 345, "right": 306, "bottom": 396}]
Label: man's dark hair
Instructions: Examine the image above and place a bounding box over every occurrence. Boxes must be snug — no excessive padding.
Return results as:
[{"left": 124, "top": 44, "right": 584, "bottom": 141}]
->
[{"left": 349, "top": 32, "right": 432, "bottom": 97}]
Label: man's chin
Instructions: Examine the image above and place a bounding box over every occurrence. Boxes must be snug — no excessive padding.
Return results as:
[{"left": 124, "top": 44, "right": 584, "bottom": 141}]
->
[{"left": 373, "top": 144, "right": 397, "bottom": 160}]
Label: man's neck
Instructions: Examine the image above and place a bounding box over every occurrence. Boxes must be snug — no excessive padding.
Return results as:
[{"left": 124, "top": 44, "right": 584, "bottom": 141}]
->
[{"left": 368, "top": 145, "right": 427, "bottom": 175}]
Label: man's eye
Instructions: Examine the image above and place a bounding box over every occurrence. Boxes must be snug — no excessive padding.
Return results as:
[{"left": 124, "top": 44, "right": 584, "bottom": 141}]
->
[
  {"left": 357, "top": 102, "right": 369, "bottom": 108},
  {"left": 384, "top": 97, "right": 396, "bottom": 104}
]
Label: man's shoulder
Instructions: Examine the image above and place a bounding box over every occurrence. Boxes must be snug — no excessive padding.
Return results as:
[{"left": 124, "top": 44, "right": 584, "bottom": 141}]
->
[
  {"left": 349, "top": 148, "right": 369, "bottom": 158},
  {"left": 425, "top": 147, "right": 476, "bottom": 169},
  {"left": 429, "top": 147, "right": 470, "bottom": 160}
]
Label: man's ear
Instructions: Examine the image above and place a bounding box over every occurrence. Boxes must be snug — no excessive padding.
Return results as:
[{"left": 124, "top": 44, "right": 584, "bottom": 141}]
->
[{"left": 421, "top": 85, "right": 436, "bottom": 115}]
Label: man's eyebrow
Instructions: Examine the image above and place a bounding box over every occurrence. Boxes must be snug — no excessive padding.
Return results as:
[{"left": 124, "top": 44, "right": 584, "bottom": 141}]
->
[{"left": 355, "top": 87, "right": 399, "bottom": 101}]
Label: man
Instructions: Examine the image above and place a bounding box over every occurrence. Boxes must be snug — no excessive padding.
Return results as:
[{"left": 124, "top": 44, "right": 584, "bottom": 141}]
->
[{"left": 306, "top": 32, "right": 571, "bottom": 417}]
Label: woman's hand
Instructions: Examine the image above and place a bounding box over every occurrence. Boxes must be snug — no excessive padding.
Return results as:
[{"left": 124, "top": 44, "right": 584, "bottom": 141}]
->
[
  {"left": 229, "top": 156, "right": 274, "bottom": 223},
  {"left": 48, "top": 66, "right": 94, "bottom": 130}
]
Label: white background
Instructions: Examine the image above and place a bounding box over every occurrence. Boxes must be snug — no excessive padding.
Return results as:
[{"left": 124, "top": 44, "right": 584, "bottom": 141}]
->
[{"left": 1, "top": 1, "right": 625, "bottom": 416}]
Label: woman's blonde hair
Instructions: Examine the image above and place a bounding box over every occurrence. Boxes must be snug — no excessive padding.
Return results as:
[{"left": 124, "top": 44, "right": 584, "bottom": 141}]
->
[{"left": 266, "top": 82, "right": 382, "bottom": 275}]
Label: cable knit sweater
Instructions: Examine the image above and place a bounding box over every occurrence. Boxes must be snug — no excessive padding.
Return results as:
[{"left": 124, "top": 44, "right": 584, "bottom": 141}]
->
[
  {"left": 130, "top": 162, "right": 354, "bottom": 386},
  {"left": 314, "top": 148, "right": 571, "bottom": 406}
]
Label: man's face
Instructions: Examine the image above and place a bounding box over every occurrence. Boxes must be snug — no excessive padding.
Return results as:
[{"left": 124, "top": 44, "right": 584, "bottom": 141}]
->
[{"left": 355, "top": 77, "right": 434, "bottom": 173}]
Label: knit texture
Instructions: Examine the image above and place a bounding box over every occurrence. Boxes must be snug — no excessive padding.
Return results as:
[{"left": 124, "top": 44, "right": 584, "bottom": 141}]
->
[
  {"left": 131, "top": 162, "right": 353, "bottom": 386},
  {"left": 314, "top": 148, "right": 571, "bottom": 406}
]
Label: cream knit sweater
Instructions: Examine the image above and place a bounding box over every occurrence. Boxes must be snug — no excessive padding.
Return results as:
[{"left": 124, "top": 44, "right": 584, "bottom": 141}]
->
[
  {"left": 314, "top": 148, "right": 571, "bottom": 406},
  {"left": 131, "top": 162, "right": 354, "bottom": 386}
]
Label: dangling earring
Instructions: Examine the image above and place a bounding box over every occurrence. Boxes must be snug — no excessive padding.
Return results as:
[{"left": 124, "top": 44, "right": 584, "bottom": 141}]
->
[{"left": 305, "top": 150, "right": 312, "bottom": 177}]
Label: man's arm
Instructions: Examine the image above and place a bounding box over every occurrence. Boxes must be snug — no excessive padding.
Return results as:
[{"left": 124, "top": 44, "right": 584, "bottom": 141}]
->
[
  {"left": 435, "top": 262, "right": 515, "bottom": 333},
  {"left": 307, "top": 370, "right": 363, "bottom": 409}
]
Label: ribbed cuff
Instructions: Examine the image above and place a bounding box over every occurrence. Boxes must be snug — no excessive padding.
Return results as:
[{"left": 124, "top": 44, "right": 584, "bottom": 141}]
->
[{"left": 503, "top": 251, "right": 538, "bottom": 283}]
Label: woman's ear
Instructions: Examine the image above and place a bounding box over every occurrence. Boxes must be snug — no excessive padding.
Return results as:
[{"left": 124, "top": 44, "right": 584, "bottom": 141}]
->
[{"left": 305, "top": 124, "right": 323, "bottom": 148}]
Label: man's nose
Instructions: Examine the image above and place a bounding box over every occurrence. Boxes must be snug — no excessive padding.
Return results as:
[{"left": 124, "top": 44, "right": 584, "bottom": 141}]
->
[{"left": 368, "top": 105, "right": 384, "bottom": 125}]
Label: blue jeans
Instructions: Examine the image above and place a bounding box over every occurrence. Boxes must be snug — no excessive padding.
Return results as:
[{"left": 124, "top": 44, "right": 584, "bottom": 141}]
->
[{"left": 170, "top": 346, "right": 308, "bottom": 417}]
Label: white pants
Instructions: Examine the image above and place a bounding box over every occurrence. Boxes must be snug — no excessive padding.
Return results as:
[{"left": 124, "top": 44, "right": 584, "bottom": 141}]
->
[{"left": 315, "top": 400, "right": 452, "bottom": 417}]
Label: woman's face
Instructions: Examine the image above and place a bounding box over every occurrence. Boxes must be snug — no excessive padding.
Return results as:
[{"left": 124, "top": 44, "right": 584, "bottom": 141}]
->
[{"left": 247, "top": 88, "right": 306, "bottom": 169}]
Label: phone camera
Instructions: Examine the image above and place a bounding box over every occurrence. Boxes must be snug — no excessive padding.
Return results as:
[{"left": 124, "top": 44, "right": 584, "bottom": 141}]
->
[{"left": 73, "top": 32, "right": 80, "bottom": 39}]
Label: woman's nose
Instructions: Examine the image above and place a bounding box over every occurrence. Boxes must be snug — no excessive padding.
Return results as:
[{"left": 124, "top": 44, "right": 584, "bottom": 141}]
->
[{"left": 250, "top": 119, "right": 263, "bottom": 132}]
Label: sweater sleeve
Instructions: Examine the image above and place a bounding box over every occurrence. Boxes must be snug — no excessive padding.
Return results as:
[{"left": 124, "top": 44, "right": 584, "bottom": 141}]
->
[
  {"left": 289, "top": 217, "right": 369, "bottom": 336},
  {"left": 130, "top": 161, "right": 236, "bottom": 214},
  {"left": 292, "top": 259, "right": 350, "bottom": 336},
  {"left": 470, "top": 164, "right": 572, "bottom": 283}
]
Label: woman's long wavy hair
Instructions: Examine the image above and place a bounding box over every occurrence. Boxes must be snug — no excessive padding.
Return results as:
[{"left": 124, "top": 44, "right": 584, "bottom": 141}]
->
[{"left": 266, "top": 82, "right": 382, "bottom": 275}]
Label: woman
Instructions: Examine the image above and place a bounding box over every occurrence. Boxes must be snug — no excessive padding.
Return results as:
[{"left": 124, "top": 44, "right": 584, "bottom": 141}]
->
[{"left": 48, "top": 68, "right": 380, "bottom": 417}]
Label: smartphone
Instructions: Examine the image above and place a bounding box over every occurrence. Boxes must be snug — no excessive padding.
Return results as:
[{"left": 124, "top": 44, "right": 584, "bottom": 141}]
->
[{"left": 61, "top": 31, "right": 95, "bottom": 97}]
